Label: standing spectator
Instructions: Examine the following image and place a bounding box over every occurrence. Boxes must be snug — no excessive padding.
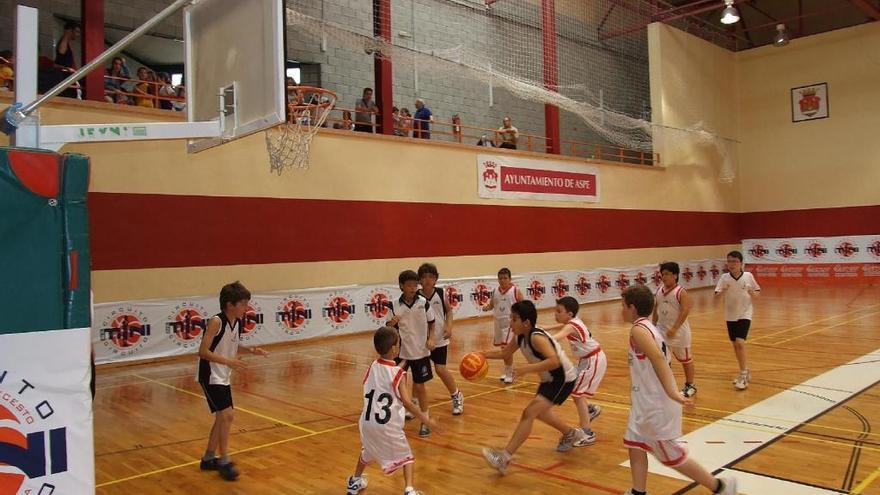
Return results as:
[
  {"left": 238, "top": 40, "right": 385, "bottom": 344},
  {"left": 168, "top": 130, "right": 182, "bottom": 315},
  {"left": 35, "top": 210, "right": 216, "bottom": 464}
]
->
[
  {"left": 0, "top": 51, "right": 14, "bottom": 91},
  {"left": 172, "top": 85, "right": 186, "bottom": 111},
  {"left": 157, "top": 72, "right": 176, "bottom": 110},
  {"left": 400, "top": 108, "right": 413, "bottom": 137},
  {"left": 55, "top": 21, "right": 80, "bottom": 69},
  {"left": 104, "top": 57, "right": 131, "bottom": 104},
  {"left": 392, "top": 106, "right": 405, "bottom": 136},
  {"left": 496, "top": 116, "right": 519, "bottom": 149},
  {"left": 134, "top": 67, "right": 154, "bottom": 108},
  {"left": 413, "top": 98, "right": 433, "bottom": 139},
  {"left": 355, "top": 87, "right": 377, "bottom": 133}
]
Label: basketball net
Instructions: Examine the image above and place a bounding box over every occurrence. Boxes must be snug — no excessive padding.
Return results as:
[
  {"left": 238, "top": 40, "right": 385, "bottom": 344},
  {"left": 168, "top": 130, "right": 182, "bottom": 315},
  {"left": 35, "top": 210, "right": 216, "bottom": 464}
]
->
[{"left": 265, "top": 86, "right": 337, "bottom": 174}]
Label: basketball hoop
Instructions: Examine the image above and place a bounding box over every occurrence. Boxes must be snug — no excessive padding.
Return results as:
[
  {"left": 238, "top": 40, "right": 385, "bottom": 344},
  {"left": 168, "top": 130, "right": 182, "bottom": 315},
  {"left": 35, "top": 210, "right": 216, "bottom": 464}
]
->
[{"left": 265, "top": 86, "right": 337, "bottom": 174}]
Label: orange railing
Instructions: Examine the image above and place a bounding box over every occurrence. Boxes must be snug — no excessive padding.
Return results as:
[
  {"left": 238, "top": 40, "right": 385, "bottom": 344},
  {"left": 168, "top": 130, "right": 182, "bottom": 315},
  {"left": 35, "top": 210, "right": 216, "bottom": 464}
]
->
[{"left": 103, "top": 75, "right": 184, "bottom": 109}]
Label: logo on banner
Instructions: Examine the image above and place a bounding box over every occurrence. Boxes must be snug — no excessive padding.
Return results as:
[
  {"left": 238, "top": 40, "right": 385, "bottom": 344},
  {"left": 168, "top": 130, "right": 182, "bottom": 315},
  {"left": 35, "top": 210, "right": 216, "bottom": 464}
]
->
[
  {"left": 526, "top": 278, "right": 546, "bottom": 301},
  {"left": 634, "top": 272, "right": 648, "bottom": 286},
  {"left": 99, "top": 306, "right": 151, "bottom": 357},
  {"left": 0, "top": 371, "right": 70, "bottom": 493},
  {"left": 710, "top": 264, "right": 721, "bottom": 280},
  {"left": 596, "top": 275, "right": 612, "bottom": 293},
  {"left": 240, "top": 302, "right": 265, "bottom": 341},
  {"left": 651, "top": 270, "right": 662, "bottom": 287},
  {"left": 805, "top": 241, "right": 828, "bottom": 259},
  {"left": 681, "top": 267, "right": 694, "bottom": 284},
  {"left": 615, "top": 273, "right": 631, "bottom": 291},
  {"left": 165, "top": 302, "right": 209, "bottom": 348},
  {"left": 868, "top": 240, "right": 880, "bottom": 259},
  {"left": 748, "top": 244, "right": 769, "bottom": 259},
  {"left": 776, "top": 242, "right": 798, "bottom": 258},
  {"left": 276, "top": 296, "right": 312, "bottom": 336},
  {"left": 482, "top": 161, "right": 499, "bottom": 189},
  {"left": 445, "top": 286, "right": 464, "bottom": 312},
  {"left": 470, "top": 283, "right": 492, "bottom": 308},
  {"left": 574, "top": 276, "right": 591, "bottom": 296},
  {"left": 834, "top": 240, "right": 859, "bottom": 258},
  {"left": 696, "top": 265, "right": 707, "bottom": 281},
  {"left": 323, "top": 292, "right": 356, "bottom": 329},
  {"left": 551, "top": 277, "right": 569, "bottom": 297},
  {"left": 364, "top": 289, "right": 393, "bottom": 325}
]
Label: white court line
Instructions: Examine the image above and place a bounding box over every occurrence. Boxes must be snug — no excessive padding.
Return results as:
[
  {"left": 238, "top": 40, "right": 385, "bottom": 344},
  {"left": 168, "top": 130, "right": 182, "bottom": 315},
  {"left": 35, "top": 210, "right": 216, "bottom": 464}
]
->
[{"left": 621, "top": 348, "right": 880, "bottom": 494}]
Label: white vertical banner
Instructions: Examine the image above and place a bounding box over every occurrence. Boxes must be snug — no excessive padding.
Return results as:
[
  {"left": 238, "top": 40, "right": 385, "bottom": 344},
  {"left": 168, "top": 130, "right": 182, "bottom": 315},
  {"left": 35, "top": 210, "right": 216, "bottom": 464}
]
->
[{"left": 0, "top": 327, "right": 94, "bottom": 494}]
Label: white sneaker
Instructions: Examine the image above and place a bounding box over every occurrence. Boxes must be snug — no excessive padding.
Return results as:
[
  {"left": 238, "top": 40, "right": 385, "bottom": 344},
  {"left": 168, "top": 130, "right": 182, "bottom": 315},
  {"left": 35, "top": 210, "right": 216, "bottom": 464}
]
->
[
  {"left": 573, "top": 428, "right": 596, "bottom": 447},
  {"left": 347, "top": 475, "right": 368, "bottom": 495},
  {"left": 502, "top": 374, "right": 514, "bottom": 384},
  {"left": 482, "top": 447, "right": 510, "bottom": 475},
  {"left": 717, "top": 476, "right": 738, "bottom": 495},
  {"left": 404, "top": 489, "right": 425, "bottom": 495},
  {"left": 733, "top": 374, "right": 748, "bottom": 390},
  {"left": 588, "top": 404, "right": 602, "bottom": 421},
  {"left": 451, "top": 391, "right": 463, "bottom": 415}
]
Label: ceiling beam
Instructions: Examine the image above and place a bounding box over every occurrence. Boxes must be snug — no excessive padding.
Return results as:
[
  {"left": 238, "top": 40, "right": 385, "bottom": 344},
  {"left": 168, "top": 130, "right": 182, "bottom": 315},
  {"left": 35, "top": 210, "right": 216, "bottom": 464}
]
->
[{"left": 848, "top": 0, "right": 880, "bottom": 20}]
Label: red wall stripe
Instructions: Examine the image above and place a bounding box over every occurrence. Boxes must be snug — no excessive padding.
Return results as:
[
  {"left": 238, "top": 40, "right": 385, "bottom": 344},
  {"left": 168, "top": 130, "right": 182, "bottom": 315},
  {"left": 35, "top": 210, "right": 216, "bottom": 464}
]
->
[
  {"left": 88, "top": 193, "right": 741, "bottom": 270},
  {"left": 739, "top": 205, "right": 880, "bottom": 239}
]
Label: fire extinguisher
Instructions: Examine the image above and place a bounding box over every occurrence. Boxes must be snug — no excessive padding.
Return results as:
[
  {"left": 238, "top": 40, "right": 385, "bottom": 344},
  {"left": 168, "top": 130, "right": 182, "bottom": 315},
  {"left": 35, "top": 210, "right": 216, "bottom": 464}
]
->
[{"left": 452, "top": 114, "right": 462, "bottom": 142}]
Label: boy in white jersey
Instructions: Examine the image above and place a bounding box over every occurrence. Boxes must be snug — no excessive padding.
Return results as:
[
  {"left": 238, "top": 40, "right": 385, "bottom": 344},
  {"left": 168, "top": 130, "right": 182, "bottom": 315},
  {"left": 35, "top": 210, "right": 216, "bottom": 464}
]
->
[
  {"left": 417, "top": 263, "right": 464, "bottom": 416},
  {"left": 346, "top": 326, "right": 438, "bottom": 495},
  {"left": 387, "top": 270, "right": 436, "bottom": 437},
  {"left": 480, "top": 300, "right": 588, "bottom": 474},
  {"left": 715, "top": 250, "right": 761, "bottom": 390},
  {"left": 621, "top": 285, "right": 737, "bottom": 495},
  {"left": 197, "top": 281, "right": 269, "bottom": 481},
  {"left": 549, "top": 296, "right": 606, "bottom": 450},
  {"left": 652, "top": 262, "right": 697, "bottom": 397},
  {"left": 481, "top": 267, "right": 523, "bottom": 383}
]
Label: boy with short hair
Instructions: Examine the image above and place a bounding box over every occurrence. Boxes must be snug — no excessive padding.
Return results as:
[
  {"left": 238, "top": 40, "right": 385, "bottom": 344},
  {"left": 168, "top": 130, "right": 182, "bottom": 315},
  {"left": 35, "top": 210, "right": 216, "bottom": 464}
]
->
[
  {"left": 346, "top": 326, "right": 438, "bottom": 495},
  {"left": 549, "top": 296, "right": 606, "bottom": 450},
  {"left": 652, "top": 262, "right": 697, "bottom": 397},
  {"left": 480, "top": 300, "right": 588, "bottom": 474},
  {"left": 621, "top": 285, "right": 737, "bottom": 495},
  {"left": 481, "top": 267, "right": 523, "bottom": 384},
  {"left": 197, "top": 281, "right": 269, "bottom": 481},
  {"left": 387, "top": 270, "right": 436, "bottom": 437},
  {"left": 715, "top": 251, "right": 761, "bottom": 390},
  {"left": 417, "top": 263, "right": 464, "bottom": 416}
]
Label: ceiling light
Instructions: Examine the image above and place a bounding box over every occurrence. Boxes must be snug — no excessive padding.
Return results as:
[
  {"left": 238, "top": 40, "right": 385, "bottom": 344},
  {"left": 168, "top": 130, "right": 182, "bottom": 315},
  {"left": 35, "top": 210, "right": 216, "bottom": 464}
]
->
[
  {"left": 720, "top": 0, "right": 740, "bottom": 25},
  {"left": 773, "top": 24, "right": 790, "bottom": 47}
]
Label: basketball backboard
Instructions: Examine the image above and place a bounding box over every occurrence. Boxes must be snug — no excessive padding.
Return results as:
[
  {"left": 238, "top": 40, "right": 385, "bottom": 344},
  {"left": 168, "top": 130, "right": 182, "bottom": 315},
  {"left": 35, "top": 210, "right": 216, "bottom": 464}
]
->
[{"left": 184, "top": 0, "right": 286, "bottom": 153}]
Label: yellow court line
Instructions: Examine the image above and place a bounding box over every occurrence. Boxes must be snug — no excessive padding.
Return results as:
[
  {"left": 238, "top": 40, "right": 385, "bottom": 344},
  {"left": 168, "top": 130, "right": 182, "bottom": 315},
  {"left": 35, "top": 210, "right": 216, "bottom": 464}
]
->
[
  {"left": 851, "top": 465, "right": 880, "bottom": 494},
  {"left": 132, "top": 374, "right": 317, "bottom": 434},
  {"left": 773, "top": 311, "right": 880, "bottom": 345},
  {"left": 751, "top": 303, "right": 880, "bottom": 342}
]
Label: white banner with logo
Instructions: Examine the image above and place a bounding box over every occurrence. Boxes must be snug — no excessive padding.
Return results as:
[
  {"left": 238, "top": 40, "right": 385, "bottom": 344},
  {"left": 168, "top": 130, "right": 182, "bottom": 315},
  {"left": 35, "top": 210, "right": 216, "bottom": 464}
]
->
[
  {"left": 743, "top": 235, "right": 880, "bottom": 264},
  {"left": 93, "top": 259, "right": 724, "bottom": 365},
  {"left": 477, "top": 154, "right": 600, "bottom": 202},
  {"left": 0, "top": 327, "right": 94, "bottom": 493}
]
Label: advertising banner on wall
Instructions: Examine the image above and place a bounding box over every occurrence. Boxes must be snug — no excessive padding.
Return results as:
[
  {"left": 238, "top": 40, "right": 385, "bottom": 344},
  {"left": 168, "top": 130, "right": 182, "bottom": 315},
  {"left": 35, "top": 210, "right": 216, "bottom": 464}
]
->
[
  {"left": 743, "top": 235, "right": 880, "bottom": 264},
  {"left": 477, "top": 154, "right": 599, "bottom": 202}
]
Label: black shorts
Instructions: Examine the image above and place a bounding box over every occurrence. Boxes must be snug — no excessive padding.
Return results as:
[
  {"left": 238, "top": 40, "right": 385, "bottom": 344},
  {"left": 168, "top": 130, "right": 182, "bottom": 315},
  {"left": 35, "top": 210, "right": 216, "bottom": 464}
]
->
[
  {"left": 727, "top": 319, "right": 752, "bottom": 341},
  {"left": 430, "top": 345, "right": 448, "bottom": 366},
  {"left": 537, "top": 380, "right": 575, "bottom": 405},
  {"left": 200, "top": 382, "right": 233, "bottom": 413},
  {"left": 400, "top": 356, "right": 433, "bottom": 384}
]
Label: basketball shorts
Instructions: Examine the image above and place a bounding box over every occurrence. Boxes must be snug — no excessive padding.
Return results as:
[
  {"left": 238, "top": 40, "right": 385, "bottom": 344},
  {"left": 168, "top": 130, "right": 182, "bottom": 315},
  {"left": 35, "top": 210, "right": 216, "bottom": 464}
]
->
[
  {"left": 400, "top": 356, "right": 433, "bottom": 384},
  {"left": 430, "top": 345, "right": 448, "bottom": 366},
  {"left": 669, "top": 346, "right": 694, "bottom": 364},
  {"left": 726, "top": 319, "right": 752, "bottom": 341},
  {"left": 493, "top": 323, "right": 513, "bottom": 347},
  {"left": 623, "top": 428, "right": 689, "bottom": 467},
  {"left": 537, "top": 379, "right": 575, "bottom": 405},
  {"left": 572, "top": 351, "right": 607, "bottom": 398},
  {"left": 359, "top": 425, "right": 414, "bottom": 475},
  {"left": 200, "top": 382, "right": 233, "bottom": 413}
]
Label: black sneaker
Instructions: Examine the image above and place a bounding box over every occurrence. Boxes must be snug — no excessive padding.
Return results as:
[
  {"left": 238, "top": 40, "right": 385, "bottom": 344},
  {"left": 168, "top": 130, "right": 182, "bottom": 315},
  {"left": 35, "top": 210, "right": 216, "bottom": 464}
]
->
[
  {"left": 217, "top": 461, "right": 240, "bottom": 481},
  {"left": 199, "top": 458, "right": 218, "bottom": 471}
]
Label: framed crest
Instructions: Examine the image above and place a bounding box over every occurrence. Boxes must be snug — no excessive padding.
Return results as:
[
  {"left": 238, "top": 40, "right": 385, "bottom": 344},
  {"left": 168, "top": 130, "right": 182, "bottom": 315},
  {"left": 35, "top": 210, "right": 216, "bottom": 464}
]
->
[{"left": 791, "top": 83, "right": 829, "bottom": 122}]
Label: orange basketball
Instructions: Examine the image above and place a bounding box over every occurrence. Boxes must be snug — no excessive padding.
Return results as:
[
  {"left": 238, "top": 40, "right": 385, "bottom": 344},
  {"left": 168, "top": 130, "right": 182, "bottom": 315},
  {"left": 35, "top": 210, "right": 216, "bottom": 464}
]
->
[{"left": 459, "top": 352, "right": 489, "bottom": 381}]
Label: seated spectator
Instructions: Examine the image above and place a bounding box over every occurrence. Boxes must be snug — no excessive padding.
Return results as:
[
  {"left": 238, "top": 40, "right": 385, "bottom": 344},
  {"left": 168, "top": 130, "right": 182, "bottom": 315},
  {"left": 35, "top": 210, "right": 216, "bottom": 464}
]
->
[
  {"left": 476, "top": 134, "right": 495, "bottom": 147},
  {"left": 496, "top": 116, "right": 519, "bottom": 149},
  {"left": 133, "top": 67, "right": 154, "bottom": 108},
  {"left": 172, "top": 85, "right": 186, "bottom": 111},
  {"left": 400, "top": 108, "right": 413, "bottom": 137},
  {"left": 334, "top": 110, "right": 355, "bottom": 130},
  {"left": 157, "top": 72, "right": 175, "bottom": 110},
  {"left": 355, "top": 87, "right": 377, "bottom": 133},
  {"left": 55, "top": 21, "right": 80, "bottom": 70},
  {"left": 104, "top": 57, "right": 131, "bottom": 104},
  {"left": 413, "top": 98, "right": 433, "bottom": 139},
  {"left": 0, "top": 50, "right": 14, "bottom": 91}
]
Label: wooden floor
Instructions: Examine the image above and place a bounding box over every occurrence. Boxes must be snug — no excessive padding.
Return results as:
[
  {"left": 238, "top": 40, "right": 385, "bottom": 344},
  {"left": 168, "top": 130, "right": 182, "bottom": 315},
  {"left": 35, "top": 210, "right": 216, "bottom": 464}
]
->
[{"left": 93, "top": 285, "right": 880, "bottom": 495}]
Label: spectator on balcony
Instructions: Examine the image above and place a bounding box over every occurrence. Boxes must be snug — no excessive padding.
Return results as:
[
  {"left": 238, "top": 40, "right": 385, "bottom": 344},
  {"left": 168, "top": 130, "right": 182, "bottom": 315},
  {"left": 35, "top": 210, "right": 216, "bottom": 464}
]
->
[
  {"left": 104, "top": 57, "right": 131, "bottom": 104},
  {"left": 355, "top": 87, "right": 377, "bottom": 133},
  {"left": 157, "top": 72, "right": 176, "bottom": 110},
  {"left": 400, "top": 107, "right": 413, "bottom": 137},
  {"left": 392, "top": 106, "right": 405, "bottom": 136},
  {"left": 173, "top": 85, "right": 186, "bottom": 111},
  {"left": 496, "top": 116, "right": 519, "bottom": 149},
  {"left": 0, "top": 50, "right": 14, "bottom": 91},
  {"left": 476, "top": 134, "right": 495, "bottom": 147},
  {"left": 55, "top": 21, "right": 80, "bottom": 70},
  {"left": 413, "top": 98, "right": 433, "bottom": 139},
  {"left": 332, "top": 110, "right": 355, "bottom": 131},
  {"left": 134, "top": 67, "right": 155, "bottom": 108}
]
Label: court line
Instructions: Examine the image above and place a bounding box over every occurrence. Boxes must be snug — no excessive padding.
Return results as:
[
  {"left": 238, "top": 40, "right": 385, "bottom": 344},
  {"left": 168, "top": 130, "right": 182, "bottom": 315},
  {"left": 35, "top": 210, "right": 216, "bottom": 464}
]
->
[
  {"left": 751, "top": 304, "right": 880, "bottom": 342},
  {"left": 773, "top": 312, "right": 879, "bottom": 345},
  {"left": 132, "top": 373, "right": 318, "bottom": 434},
  {"left": 850, "top": 466, "right": 880, "bottom": 494}
]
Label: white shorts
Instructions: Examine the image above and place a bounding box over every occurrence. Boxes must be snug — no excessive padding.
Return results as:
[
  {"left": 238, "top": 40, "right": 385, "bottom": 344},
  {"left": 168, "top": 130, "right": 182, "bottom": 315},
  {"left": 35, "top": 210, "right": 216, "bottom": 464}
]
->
[
  {"left": 669, "top": 345, "right": 693, "bottom": 364},
  {"left": 623, "top": 427, "right": 689, "bottom": 467},
  {"left": 572, "top": 350, "right": 607, "bottom": 398},
  {"left": 359, "top": 425, "right": 414, "bottom": 475},
  {"left": 493, "top": 323, "right": 512, "bottom": 347}
]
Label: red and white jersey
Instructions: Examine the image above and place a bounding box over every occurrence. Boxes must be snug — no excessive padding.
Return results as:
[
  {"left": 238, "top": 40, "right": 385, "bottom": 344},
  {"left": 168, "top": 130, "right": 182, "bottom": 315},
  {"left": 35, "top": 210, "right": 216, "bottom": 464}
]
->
[
  {"left": 627, "top": 318, "right": 682, "bottom": 441},
  {"left": 654, "top": 285, "right": 692, "bottom": 348},
  {"left": 491, "top": 284, "right": 519, "bottom": 333},
  {"left": 566, "top": 317, "right": 601, "bottom": 360},
  {"left": 360, "top": 358, "right": 407, "bottom": 437}
]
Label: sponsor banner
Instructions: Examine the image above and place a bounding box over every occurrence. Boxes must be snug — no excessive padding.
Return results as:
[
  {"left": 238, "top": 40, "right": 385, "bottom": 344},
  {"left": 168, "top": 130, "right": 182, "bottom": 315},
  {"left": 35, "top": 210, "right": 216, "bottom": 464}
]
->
[
  {"left": 94, "top": 259, "right": 724, "bottom": 364},
  {"left": 749, "top": 263, "right": 880, "bottom": 284},
  {"left": 477, "top": 154, "right": 599, "bottom": 202},
  {"left": 743, "top": 235, "right": 880, "bottom": 264},
  {"left": 0, "top": 327, "right": 95, "bottom": 494}
]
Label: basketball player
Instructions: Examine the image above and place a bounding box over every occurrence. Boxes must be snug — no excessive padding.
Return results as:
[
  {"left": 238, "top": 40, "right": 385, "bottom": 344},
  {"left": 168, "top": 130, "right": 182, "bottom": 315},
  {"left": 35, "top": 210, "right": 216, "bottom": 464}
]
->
[
  {"left": 480, "top": 300, "right": 588, "bottom": 474},
  {"left": 621, "top": 285, "right": 737, "bottom": 495},
  {"left": 652, "top": 262, "right": 697, "bottom": 397},
  {"left": 346, "top": 326, "right": 438, "bottom": 495},
  {"left": 417, "top": 263, "right": 464, "bottom": 416},
  {"left": 197, "top": 281, "right": 269, "bottom": 481},
  {"left": 481, "top": 267, "right": 523, "bottom": 383},
  {"left": 549, "top": 296, "right": 606, "bottom": 450},
  {"left": 715, "top": 251, "right": 761, "bottom": 390}
]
